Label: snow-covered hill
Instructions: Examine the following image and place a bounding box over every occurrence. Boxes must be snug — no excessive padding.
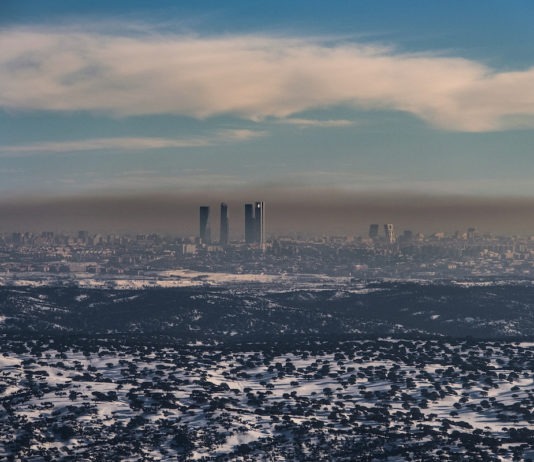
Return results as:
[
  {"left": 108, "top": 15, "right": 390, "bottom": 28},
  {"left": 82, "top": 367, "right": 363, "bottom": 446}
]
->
[{"left": 1, "top": 337, "right": 532, "bottom": 460}]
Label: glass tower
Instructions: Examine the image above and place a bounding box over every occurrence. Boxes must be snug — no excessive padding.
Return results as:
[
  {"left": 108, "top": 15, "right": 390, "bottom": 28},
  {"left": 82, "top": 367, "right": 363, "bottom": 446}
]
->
[
  {"left": 199, "top": 206, "right": 210, "bottom": 244},
  {"left": 220, "top": 202, "right": 229, "bottom": 245}
]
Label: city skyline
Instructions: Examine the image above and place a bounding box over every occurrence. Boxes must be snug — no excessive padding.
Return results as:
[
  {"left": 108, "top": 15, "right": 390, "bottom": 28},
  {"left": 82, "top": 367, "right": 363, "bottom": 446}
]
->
[{"left": 2, "top": 2, "right": 534, "bottom": 233}]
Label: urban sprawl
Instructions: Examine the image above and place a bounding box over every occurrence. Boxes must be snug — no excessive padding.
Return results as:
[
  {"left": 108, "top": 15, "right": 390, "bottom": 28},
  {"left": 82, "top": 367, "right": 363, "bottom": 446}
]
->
[{"left": 1, "top": 202, "right": 534, "bottom": 285}]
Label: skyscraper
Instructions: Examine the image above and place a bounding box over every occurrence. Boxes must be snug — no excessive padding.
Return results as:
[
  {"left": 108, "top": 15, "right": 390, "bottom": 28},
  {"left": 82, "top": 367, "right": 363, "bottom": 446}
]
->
[
  {"left": 199, "top": 206, "right": 211, "bottom": 244},
  {"left": 244, "top": 201, "right": 265, "bottom": 248},
  {"left": 384, "top": 224, "right": 396, "bottom": 244},
  {"left": 254, "top": 201, "right": 265, "bottom": 249},
  {"left": 467, "top": 227, "right": 477, "bottom": 240},
  {"left": 220, "top": 202, "right": 229, "bottom": 246},
  {"left": 369, "top": 224, "right": 379, "bottom": 239},
  {"left": 244, "top": 203, "right": 255, "bottom": 244}
]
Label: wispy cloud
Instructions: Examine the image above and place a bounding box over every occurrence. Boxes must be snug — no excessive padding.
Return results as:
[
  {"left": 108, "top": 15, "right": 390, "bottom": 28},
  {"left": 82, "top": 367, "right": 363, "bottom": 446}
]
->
[
  {"left": 277, "top": 118, "right": 356, "bottom": 128},
  {"left": 2, "top": 26, "right": 534, "bottom": 131},
  {"left": 0, "top": 130, "right": 264, "bottom": 155}
]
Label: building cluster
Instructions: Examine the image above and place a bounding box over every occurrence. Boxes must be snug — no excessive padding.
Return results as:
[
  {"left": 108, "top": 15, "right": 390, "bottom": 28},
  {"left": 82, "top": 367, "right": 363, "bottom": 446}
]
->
[
  {"left": 199, "top": 202, "right": 265, "bottom": 250},
  {"left": 369, "top": 223, "right": 415, "bottom": 244},
  {"left": 2, "top": 202, "right": 534, "bottom": 281},
  {"left": 383, "top": 224, "right": 397, "bottom": 244},
  {"left": 1, "top": 224, "right": 534, "bottom": 281}
]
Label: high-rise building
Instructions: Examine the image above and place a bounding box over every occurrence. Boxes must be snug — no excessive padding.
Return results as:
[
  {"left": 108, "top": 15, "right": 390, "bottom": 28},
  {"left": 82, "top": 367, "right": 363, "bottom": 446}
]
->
[
  {"left": 384, "top": 224, "right": 396, "bottom": 244},
  {"left": 255, "top": 201, "right": 265, "bottom": 249},
  {"left": 220, "top": 202, "right": 229, "bottom": 245},
  {"left": 199, "top": 206, "right": 211, "bottom": 244},
  {"left": 78, "top": 230, "right": 89, "bottom": 244},
  {"left": 369, "top": 224, "right": 379, "bottom": 239},
  {"left": 401, "top": 230, "right": 413, "bottom": 242},
  {"left": 467, "top": 227, "right": 477, "bottom": 240},
  {"left": 244, "top": 203, "right": 255, "bottom": 244},
  {"left": 244, "top": 201, "right": 265, "bottom": 248}
]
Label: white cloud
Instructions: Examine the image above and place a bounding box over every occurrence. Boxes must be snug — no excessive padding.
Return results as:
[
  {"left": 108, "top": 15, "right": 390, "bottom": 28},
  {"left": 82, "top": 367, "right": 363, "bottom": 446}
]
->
[
  {"left": 278, "top": 118, "right": 355, "bottom": 128},
  {"left": 2, "top": 26, "right": 534, "bottom": 131},
  {"left": 0, "top": 130, "right": 264, "bottom": 155}
]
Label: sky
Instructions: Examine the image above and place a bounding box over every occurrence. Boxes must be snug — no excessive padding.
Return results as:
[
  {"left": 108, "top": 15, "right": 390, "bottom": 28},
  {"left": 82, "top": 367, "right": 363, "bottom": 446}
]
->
[{"left": 2, "top": 1, "right": 534, "bottom": 235}]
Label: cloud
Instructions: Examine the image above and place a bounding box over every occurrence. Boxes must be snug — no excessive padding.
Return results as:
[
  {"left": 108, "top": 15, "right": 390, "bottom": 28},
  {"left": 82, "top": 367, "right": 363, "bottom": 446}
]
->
[
  {"left": 0, "top": 130, "right": 264, "bottom": 155},
  {"left": 2, "top": 26, "right": 534, "bottom": 131},
  {"left": 277, "top": 118, "right": 355, "bottom": 128}
]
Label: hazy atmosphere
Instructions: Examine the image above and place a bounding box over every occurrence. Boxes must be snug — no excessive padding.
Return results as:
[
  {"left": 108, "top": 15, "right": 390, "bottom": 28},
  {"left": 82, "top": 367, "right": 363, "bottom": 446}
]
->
[
  {"left": 2, "top": 1, "right": 534, "bottom": 234},
  {"left": 2, "top": 191, "right": 534, "bottom": 237}
]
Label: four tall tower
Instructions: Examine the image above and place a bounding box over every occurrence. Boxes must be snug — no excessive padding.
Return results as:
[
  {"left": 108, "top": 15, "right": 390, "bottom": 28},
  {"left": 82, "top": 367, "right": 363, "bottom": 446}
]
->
[{"left": 200, "top": 201, "right": 265, "bottom": 247}]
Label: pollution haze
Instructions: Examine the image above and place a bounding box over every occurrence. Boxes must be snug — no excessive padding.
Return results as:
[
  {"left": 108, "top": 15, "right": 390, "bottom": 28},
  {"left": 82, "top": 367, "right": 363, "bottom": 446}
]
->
[{"left": 2, "top": 190, "right": 534, "bottom": 237}]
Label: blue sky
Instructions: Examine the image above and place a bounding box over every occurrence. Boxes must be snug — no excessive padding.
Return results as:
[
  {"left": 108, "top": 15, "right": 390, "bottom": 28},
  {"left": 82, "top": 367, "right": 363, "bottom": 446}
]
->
[{"left": 1, "top": 1, "right": 534, "bottom": 233}]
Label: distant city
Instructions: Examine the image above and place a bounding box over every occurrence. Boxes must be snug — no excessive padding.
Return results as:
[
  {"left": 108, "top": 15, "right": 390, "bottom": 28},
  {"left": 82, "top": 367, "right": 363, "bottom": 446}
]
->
[{"left": 1, "top": 200, "right": 534, "bottom": 285}]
